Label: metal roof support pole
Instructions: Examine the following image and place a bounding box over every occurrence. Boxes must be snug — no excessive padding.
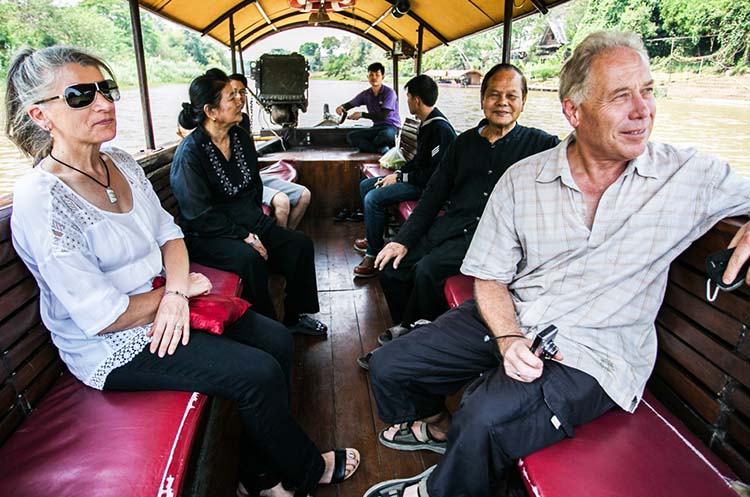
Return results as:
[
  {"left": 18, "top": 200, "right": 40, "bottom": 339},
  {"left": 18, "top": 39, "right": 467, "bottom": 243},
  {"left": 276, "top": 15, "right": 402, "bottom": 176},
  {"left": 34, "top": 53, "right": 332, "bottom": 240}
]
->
[
  {"left": 238, "top": 43, "right": 246, "bottom": 75},
  {"left": 229, "top": 15, "right": 237, "bottom": 73},
  {"left": 501, "top": 0, "right": 513, "bottom": 63},
  {"left": 392, "top": 55, "right": 399, "bottom": 103},
  {"left": 416, "top": 24, "right": 424, "bottom": 75},
  {"left": 127, "top": 0, "right": 155, "bottom": 150}
]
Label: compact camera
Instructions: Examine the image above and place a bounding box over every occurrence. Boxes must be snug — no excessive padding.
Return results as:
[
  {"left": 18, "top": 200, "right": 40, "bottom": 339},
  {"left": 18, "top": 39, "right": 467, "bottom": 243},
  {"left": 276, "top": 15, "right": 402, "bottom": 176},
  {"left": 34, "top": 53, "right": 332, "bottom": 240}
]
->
[{"left": 530, "top": 325, "right": 559, "bottom": 360}]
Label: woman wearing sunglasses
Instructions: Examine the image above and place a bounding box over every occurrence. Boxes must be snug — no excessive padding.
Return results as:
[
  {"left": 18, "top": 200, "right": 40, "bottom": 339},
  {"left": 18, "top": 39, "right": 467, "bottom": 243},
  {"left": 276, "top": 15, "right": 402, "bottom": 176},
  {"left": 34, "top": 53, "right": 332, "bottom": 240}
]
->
[
  {"left": 5, "top": 46, "right": 359, "bottom": 497},
  {"left": 171, "top": 69, "right": 327, "bottom": 335}
]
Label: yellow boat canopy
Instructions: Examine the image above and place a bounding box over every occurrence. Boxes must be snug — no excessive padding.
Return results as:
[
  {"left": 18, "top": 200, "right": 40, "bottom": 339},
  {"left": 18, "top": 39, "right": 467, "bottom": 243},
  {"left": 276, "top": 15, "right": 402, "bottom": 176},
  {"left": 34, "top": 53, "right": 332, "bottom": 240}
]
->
[{"left": 137, "top": 0, "right": 571, "bottom": 54}]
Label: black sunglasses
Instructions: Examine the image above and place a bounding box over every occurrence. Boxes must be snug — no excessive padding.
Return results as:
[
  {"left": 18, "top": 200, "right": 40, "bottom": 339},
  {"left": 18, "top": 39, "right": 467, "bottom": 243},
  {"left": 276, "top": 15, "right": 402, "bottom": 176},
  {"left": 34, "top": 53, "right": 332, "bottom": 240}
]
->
[{"left": 34, "top": 79, "right": 120, "bottom": 109}]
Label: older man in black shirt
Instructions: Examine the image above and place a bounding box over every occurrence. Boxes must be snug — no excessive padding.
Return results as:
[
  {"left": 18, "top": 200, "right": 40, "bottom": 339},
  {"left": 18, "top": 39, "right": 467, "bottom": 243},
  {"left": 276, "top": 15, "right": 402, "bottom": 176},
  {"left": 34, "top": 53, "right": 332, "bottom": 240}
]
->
[{"left": 364, "top": 64, "right": 560, "bottom": 357}]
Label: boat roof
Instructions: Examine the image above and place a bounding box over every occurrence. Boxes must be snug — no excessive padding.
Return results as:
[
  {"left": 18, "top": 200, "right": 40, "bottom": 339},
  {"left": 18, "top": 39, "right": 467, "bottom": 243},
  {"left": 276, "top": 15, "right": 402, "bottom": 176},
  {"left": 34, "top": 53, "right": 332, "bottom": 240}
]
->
[{"left": 137, "top": 0, "right": 572, "bottom": 53}]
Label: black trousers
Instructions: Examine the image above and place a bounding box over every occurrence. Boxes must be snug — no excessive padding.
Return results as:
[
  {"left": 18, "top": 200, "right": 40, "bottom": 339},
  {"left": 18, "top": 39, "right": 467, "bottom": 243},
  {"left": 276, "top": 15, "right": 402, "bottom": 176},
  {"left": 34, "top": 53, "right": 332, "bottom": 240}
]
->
[
  {"left": 378, "top": 234, "right": 468, "bottom": 327},
  {"left": 185, "top": 224, "right": 319, "bottom": 322},
  {"left": 369, "top": 300, "right": 616, "bottom": 497},
  {"left": 105, "top": 310, "right": 324, "bottom": 495}
]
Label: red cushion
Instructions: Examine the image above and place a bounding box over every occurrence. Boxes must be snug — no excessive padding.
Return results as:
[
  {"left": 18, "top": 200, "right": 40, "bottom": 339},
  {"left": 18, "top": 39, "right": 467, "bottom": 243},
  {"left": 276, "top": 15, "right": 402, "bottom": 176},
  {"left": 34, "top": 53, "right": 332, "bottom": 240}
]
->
[
  {"left": 396, "top": 201, "right": 418, "bottom": 223},
  {"left": 259, "top": 159, "right": 298, "bottom": 183},
  {"left": 189, "top": 294, "right": 251, "bottom": 334},
  {"left": 262, "top": 204, "right": 272, "bottom": 216},
  {"left": 519, "top": 391, "right": 738, "bottom": 497},
  {"left": 189, "top": 261, "right": 242, "bottom": 297},
  {"left": 362, "top": 163, "right": 390, "bottom": 178},
  {"left": 0, "top": 374, "right": 207, "bottom": 497},
  {"left": 444, "top": 275, "right": 474, "bottom": 308},
  {"left": 0, "top": 263, "right": 243, "bottom": 497}
]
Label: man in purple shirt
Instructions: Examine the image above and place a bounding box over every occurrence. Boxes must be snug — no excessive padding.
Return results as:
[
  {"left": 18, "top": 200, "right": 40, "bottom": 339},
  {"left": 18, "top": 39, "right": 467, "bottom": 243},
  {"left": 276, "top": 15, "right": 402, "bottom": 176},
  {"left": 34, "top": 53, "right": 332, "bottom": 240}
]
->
[{"left": 336, "top": 62, "right": 401, "bottom": 154}]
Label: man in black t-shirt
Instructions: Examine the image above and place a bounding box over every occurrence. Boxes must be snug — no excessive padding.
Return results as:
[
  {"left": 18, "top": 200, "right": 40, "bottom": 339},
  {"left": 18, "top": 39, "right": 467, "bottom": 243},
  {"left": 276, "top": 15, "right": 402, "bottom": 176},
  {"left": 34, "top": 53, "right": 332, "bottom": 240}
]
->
[{"left": 354, "top": 75, "right": 456, "bottom": 278}]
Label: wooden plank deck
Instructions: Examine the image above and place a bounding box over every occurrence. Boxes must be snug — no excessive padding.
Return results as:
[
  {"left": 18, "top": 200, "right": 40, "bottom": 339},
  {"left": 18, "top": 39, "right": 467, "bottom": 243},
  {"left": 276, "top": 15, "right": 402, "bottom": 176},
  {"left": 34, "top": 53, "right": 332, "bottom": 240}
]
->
[{"left": 290, "top": 217, "right": 439, "bottom": 497}]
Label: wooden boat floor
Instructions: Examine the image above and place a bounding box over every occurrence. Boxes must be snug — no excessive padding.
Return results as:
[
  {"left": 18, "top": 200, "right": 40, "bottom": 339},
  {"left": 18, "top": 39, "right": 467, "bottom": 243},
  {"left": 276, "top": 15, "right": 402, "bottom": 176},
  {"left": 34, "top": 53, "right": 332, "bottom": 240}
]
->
[{"left": 290, "top": 217, "right": 443, "bottom": 497}]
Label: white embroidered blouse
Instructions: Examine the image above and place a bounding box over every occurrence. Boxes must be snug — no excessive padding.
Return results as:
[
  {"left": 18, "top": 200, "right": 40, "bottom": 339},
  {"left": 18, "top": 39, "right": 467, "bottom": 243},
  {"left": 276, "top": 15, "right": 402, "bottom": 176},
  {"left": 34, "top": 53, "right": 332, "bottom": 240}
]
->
[{"left": 11, "top": 147, "right": 184, "bottom": 389}]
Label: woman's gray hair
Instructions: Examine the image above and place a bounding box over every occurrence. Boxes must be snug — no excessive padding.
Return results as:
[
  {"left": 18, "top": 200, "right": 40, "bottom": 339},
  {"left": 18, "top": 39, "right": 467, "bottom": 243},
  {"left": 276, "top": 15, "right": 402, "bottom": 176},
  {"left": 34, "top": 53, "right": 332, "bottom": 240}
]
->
[
  {"left": 559, "top": 31, "right": 649, "bottom": 106},
  {"left": 4, "top": 46, "right": 115, "bottom": 163}
]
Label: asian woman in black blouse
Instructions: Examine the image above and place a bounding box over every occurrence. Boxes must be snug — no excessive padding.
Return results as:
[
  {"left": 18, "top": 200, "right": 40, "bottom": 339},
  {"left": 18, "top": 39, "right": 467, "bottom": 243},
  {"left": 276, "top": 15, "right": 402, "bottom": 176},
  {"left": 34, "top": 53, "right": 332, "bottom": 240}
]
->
[{"left": 171, "top": 69, "right": 327, "bottom": 335}]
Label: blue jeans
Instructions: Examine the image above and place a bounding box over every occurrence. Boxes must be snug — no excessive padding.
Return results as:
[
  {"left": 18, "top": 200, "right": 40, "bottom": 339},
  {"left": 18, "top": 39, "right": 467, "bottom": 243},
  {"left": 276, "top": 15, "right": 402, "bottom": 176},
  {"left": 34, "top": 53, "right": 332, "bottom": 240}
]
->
[
  {"left": 347, "top": 123, "right": 398, "bottom": 153},
  {"left": 360, "top": 176, "right": 422, "bottom": 256}
]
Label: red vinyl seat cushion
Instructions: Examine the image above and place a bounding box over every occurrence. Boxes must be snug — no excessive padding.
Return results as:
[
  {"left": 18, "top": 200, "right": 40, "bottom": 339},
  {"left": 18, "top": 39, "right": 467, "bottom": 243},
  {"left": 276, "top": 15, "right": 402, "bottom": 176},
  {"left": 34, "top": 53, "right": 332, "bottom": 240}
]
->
[
  {"left": 519, "top": 390, "right": 738, "bottom": 497},
  {"left": 0, "top": 265, "right": 243, "bottom": 497},
  {"left": 443, "top": 274, "right": 474, "bottom": 308},
  {"left": 362, "top": 163, "right": 391, "bottom": 178}
]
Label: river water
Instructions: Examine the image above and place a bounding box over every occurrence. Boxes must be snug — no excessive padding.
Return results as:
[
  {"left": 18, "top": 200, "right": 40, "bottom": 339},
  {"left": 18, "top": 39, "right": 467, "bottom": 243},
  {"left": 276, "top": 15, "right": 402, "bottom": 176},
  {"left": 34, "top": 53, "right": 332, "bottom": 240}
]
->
[{"left": 1, "top": 79, "right": 748, "bottom": 196}]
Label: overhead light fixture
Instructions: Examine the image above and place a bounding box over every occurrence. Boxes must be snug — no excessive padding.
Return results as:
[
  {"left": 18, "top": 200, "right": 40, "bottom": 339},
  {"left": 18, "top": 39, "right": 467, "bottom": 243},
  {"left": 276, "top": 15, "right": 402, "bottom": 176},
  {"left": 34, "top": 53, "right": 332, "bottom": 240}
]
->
[
  {"left": 308, "top": 3, "right": 331, "bottom": 24},
  {"left": 391, "top": 0, "right": 410, "bottom": 18}
]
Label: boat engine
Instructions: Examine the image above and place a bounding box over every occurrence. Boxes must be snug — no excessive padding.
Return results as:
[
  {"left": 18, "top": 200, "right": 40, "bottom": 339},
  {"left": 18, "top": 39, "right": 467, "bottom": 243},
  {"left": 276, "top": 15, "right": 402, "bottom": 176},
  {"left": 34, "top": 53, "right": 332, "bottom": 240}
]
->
[{"left": 250, "top": 53, "right": 309, "bottom": 128}]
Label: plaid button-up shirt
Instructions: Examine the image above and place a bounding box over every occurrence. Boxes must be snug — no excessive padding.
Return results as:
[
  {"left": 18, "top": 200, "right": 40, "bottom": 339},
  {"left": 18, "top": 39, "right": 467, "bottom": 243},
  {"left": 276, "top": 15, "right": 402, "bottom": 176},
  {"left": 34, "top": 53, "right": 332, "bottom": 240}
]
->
[{"left": 461, "top": 134, "right": 750, "bottom": 411}]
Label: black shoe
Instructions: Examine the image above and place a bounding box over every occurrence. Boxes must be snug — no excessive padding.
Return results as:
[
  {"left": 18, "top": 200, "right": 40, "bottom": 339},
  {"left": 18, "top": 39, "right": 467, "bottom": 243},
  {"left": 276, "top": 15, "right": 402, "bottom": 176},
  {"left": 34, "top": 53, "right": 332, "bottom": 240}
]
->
[
  {"left": 346, "top": 209, "right": 364, "bottom": 222},
  {"left": 289, "top": 315, "right": 328, "bottom": 336},
  {"left": 334, "top": 208, "right": 350, "bottom": 223},
  {"left": 356, "top": 352, "right": 373, "bottom": 371}
]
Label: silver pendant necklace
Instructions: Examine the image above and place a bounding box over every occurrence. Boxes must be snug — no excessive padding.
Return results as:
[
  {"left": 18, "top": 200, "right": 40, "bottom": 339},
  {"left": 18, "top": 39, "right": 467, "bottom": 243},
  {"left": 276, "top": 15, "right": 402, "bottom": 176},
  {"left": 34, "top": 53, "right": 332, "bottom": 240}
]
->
[{"left": 49, "top": 152, "right": 118, "bottom": 204}]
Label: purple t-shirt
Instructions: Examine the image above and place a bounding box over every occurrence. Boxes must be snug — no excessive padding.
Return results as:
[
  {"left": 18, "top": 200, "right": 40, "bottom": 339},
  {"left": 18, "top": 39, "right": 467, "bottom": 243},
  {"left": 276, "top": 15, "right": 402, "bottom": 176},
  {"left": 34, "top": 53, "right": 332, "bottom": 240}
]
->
[{"left": 348, "top": 84, "right": 401, "bottom": 128}]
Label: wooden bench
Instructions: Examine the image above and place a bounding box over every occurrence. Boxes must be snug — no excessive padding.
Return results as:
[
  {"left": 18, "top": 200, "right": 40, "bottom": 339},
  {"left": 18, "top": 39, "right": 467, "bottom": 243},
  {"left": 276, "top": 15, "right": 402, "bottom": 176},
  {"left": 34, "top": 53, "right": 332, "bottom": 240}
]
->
[
  {"left": 442, "top": 217, "right": 750, "bottom": 495},
  {"left": 0, "top": 146, "right": 248, "bottom": 497}
]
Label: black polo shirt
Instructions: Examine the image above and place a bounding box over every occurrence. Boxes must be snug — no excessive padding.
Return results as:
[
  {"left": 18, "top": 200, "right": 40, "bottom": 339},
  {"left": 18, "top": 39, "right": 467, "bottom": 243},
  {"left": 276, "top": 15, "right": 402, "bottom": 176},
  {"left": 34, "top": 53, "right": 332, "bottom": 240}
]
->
[{"left": 394, "top": 121, "right": 560, "bottom": 248}]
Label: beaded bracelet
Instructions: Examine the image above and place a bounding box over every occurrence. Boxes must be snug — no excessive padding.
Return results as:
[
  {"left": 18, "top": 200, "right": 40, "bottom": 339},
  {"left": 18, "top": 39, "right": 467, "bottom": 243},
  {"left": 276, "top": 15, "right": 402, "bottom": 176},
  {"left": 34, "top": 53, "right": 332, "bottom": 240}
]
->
[{"left": 164, "top": 289, "right": 189, "bottom": 301}]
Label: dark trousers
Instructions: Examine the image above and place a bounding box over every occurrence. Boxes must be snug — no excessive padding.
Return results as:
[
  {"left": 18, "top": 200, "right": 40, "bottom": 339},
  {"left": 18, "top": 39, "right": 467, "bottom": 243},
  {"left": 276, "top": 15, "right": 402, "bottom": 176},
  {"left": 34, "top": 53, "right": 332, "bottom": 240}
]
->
[
  {"left": 346, "top": 123, "right": 398, "bottom": 154},
  {"left": 359, "top": 176, "right": 423, "bottom": 256},
  {"left": 378, "top": 234, "right": 468, "bottom": 326},
  {"left": 105, "top": 310, "right": 324, "bottom": 495},
  {"left": 185, "top": 224, "right": 319, "bottom": 323},
  {"left": 369, "top": 300, "right": 616, "bottom": 497}
]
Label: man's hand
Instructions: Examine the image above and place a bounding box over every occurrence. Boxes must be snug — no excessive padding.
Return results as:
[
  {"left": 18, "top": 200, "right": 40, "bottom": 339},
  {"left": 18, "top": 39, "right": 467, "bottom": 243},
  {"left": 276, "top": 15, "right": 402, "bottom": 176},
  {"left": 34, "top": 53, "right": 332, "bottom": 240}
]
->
[
  {"left": 348, "top": 111, "right": 363, "bottom": 120},
  {"left": 500, "top": 337, "right": 563, "bottom": 382},
  {"left": 335, "top": 105, "right": 345, "bottom": 116},
  {"left": 724, "top": 220, "right": 750, "bottom": 286},
  {"left": 244, "top": 233, "right": 268, "bottom": 260},
  {"left": 375, "top": 174, "right": 398, "bottom": 188},
  {"left": 187, "top": 272, "right": 212, "bottom": 297},
  {"left": 375, "top": 241, "right": 408, "bottom": 270}
]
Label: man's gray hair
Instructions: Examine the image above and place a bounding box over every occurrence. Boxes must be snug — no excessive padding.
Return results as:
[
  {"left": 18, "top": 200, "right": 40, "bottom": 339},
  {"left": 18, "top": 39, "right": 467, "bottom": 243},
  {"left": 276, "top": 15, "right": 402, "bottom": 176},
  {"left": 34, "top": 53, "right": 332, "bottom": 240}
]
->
[
  {"left": 559, "top": 31, "right": 649, "bottom": 106},
  {"left": 4, "top": 46, "right": 114, "bottom": 163}
]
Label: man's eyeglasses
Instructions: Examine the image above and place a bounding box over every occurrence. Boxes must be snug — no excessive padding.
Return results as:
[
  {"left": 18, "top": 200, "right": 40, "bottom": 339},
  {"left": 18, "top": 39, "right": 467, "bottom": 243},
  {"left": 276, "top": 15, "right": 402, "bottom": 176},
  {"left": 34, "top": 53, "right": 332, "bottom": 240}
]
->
[{"left": 34, "top": 80, "right": 120, "bottom": 109}]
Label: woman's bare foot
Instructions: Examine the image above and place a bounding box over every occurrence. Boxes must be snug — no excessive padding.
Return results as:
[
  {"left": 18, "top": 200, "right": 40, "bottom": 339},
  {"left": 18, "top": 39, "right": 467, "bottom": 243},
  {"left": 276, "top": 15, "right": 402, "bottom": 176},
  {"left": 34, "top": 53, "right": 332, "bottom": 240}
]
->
[{"left": 319, "top": 448, "right": 360, "bottom": 484}]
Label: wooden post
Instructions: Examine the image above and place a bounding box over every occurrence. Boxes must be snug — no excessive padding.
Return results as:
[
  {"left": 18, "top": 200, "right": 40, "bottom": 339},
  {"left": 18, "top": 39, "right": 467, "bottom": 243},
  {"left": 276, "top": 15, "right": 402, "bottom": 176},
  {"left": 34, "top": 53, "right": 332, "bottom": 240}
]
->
[
  {"left": 502, "top": 0, "right": 513, "bottom": 63},
  {"left": 127, "top": 0, "right": 155, "bottom": 150},
  {"left": 229, "top": 14, "right": 237, "bottom": 73},
  {"left": 416, "top": 24, "right": 424, "bottom": 75}
]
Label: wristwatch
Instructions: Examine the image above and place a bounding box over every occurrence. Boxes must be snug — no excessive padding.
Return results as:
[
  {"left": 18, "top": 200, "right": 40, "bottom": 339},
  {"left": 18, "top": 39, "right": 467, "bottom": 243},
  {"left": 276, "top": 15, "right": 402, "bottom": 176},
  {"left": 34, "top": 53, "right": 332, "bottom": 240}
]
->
[{"left": 396, "top": 170, "right": 408, "bottom": 183}]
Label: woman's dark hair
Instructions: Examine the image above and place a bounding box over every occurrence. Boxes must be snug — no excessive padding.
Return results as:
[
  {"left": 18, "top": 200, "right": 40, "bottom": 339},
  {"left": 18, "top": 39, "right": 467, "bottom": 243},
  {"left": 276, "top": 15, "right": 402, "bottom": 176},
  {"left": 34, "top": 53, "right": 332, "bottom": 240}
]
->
[
  {"left": 480, "top": 63, "right": 528, "bottom": 99},
  {"left": 5, "top": 45, "right": 115, "bottom": 162},
  {"left": 367, "top": 62, "right": 385, "bottom": 75},
  {"left": 178, "top": 68, "right": 230, "bottom": 130},
  {"left": 404, "top": 74, "right": 439, "bottom": 107},
  {"left": 228, "top": 73, "right": 248, "bottom": 87}
]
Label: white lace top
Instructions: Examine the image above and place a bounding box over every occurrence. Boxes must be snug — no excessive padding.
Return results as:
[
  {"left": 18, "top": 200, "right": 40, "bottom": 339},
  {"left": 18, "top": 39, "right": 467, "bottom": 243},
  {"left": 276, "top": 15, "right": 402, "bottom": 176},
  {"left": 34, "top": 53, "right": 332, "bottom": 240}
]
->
[{"left": 11, "top": 147, "right": 183, "bottom": 389}]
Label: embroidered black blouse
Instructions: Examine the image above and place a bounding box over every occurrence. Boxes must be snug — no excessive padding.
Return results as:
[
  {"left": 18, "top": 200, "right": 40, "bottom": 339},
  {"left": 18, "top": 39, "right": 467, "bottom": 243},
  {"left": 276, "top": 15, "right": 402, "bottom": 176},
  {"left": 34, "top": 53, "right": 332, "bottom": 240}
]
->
[{"left": 170, "top": 125, "right": 274, "bottom": 239}]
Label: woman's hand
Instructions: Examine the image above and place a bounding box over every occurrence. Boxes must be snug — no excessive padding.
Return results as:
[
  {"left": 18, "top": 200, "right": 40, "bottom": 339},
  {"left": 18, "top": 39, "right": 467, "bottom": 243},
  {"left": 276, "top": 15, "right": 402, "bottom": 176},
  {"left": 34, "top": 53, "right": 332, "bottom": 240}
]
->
[
  {"left": 244, "top": 233, "right": 268, "bottom": 260},
  {"left": 187, "top": 272, "right": 212, "bottom": 297},
  {"left": 148, "top": 292, "right": 190, "bottom": 357}
]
